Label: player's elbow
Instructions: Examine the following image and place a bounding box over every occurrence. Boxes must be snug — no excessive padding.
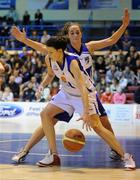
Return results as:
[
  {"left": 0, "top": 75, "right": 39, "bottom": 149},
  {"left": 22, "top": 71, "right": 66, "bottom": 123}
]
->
[{"left": 108, "top": 37, "right": 118, "bottom": 46}]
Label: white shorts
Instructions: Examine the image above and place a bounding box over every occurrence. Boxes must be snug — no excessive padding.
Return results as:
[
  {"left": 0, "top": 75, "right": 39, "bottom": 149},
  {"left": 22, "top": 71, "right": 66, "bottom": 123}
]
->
[{"left": 49, "top": 90, "right": 100, "bottom": 122}]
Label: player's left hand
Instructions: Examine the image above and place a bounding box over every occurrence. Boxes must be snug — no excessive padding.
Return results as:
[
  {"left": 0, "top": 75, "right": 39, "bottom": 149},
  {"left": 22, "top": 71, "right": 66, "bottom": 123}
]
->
[
  {"left": 122, "top": 8, "right": 130, "bottom": 28},
  {"left": 11, "top": 26, "right": 26, "bottom": 42},
  {"left": 77, "top": 113, "right": 92, "bottom": 131}
]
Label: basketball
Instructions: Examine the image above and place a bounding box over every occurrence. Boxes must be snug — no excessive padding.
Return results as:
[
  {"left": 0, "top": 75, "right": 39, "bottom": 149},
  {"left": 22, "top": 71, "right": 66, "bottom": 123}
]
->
[{"left": 62, "top": 129, "right": 85, "bottom": 152}]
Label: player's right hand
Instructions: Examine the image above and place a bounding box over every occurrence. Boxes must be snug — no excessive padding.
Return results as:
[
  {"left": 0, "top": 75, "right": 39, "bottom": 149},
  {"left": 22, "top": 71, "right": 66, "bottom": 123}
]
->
[
  {"left": 11, "top": 26, "right": 26, "bottom": 42},
  {"left": 77, "top": 113, "right": 92, "bottom": 132},
  {"left": 122, "top": 8, "right": 130, "bottom": 28}
]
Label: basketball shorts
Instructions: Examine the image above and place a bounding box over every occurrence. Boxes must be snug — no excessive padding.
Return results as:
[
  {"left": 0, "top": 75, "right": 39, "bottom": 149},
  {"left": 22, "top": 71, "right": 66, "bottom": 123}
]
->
[{"left": 49, "top": 90, "right": 103, "bottom": 122}]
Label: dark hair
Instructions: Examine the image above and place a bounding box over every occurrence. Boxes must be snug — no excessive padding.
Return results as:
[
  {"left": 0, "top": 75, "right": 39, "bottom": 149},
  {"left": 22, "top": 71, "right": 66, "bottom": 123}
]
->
[
  {"left": 57, "top": 22, "right": 82, "bottom": 36},
  {"left": 46, "top": 36, "right": 69, "bottom": 50}
]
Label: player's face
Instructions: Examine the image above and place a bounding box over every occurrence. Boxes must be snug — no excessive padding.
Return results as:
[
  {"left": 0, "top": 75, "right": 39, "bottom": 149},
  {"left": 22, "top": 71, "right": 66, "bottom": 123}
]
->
[
  {"left": 46, "top": 46, "right": 62, "bottom": 61},
  {"left": 68, "top": 25, "right": 82, "bottom": 44}
]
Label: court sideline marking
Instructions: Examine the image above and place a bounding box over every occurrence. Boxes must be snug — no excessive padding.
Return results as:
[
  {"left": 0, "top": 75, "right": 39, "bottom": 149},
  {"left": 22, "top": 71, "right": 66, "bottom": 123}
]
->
[{"left": 0, "top": 138, "right": 83, "bottom": 157}]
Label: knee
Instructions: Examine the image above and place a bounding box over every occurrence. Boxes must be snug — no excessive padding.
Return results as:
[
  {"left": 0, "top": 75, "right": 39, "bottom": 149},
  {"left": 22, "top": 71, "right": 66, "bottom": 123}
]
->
[
  {"left": 40, "top": 109, "right": 50, "bottom": 122},
  {"left": 91, "top": 119, "right": 102, "bottom": 133},
  {"left": 92, "top": 122, "right": 100, "bottom": 132},
  {"left": 40, "top": 109, "right": 45, "bottom": 118},
  {"left": 100, "top": 116, "right": 112, "bottom": 128}
]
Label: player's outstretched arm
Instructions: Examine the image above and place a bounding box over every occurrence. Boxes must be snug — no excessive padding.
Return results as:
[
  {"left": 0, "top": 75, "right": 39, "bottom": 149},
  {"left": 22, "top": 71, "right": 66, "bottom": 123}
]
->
[
  {"left": 36, "top": 56, "right": 55, "bottom": 99},
  {"left": 86, "top": 8, "right": 130, "bottom": 52},
  {"left": 41, "top": 56, "right": 55, "bottom": 87},
  {"left": 11, "top": 26, "right": 47, "bottom": 55}
]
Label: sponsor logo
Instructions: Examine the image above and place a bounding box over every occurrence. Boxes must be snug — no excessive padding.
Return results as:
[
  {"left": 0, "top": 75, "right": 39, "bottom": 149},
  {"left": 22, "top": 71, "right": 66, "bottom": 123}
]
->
[
  {"left": 0, "top": 104, "right": 23, "bottom": 118},
  {"left": 85, "top": 56, "right": 90, "bottom": 64},
  {"left": 26, "top": 106, "right": 43, "bottom": 116}
]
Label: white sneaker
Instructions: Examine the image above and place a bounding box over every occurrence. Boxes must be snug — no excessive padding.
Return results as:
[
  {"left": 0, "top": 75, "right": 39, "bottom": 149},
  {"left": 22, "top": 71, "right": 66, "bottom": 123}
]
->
[
  {"left": 36, "top": 151, "right": 61, "bottom": 167},
  {"left": 12, "top": 148, "right": 29, "bottom": 163},
  {"left": 123, "top": 153, "right": 136, "bottom": 170}
]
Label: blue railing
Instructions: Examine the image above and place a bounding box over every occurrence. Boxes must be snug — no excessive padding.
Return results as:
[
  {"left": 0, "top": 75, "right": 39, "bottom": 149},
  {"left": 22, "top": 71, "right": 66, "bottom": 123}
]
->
[{"left": 0, "top": 24, "right": 140, "bottom": 50}]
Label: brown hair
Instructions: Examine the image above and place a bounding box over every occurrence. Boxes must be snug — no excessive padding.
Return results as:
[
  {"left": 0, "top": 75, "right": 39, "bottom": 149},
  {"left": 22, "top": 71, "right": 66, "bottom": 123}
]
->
[{"left": 58, "top": 22, "right": 82, "bottom": 36}]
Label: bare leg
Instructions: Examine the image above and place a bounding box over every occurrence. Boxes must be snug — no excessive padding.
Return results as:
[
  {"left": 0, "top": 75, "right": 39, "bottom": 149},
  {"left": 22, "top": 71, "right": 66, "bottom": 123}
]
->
[
  {"left": 23, "top": 115, "right": 114, "bottom": 153},
  {"left": 40, "top": 103, "right": 65, "bottom": 154},
  {"left": 23, "top": 126, "right": 44, "bottom": 152},
  {"left": 23, "top": 119, "right": 58, "bottom": 152},
  {"left": 100, "top": 115, "right": 115, "bottom": 135},
  {"left": 100, "top": 115, "right": 121, "bottom": 160},
  {"left": 90, "top": 114, "right": 124, "bottom": 157},
  {"left": 22, "top": 114, "right": 114, "bottom": 152},
  {"left": 89, "top": 114, "right": 136, "bottom": 170},
  {"left": 11, "top": 115, "right": 57, "bottom": 163},
  {"left": 41, "top": 105, "right": 124, "bottom": 156}
]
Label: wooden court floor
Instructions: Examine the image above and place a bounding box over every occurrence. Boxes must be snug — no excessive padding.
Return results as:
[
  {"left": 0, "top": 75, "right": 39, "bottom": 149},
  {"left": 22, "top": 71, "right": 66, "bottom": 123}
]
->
[
  {"left": 0, "top": 122, "right": 140, "bottom": 180},
  {"left": 0, "top": 133, "right": 140, "bottom": 180},
  {"left": 0, "top": 164, "right": 139, "bottom": 180}
]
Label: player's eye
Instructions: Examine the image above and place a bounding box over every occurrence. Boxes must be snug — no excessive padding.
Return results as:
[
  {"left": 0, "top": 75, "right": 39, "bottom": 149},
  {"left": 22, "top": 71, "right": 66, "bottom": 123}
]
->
[
  {"left": 76, "top": 31, "right": 80, "bottom": 35},
  {"left": 70, "top": 32, "right": 74, "bottom": 35}
]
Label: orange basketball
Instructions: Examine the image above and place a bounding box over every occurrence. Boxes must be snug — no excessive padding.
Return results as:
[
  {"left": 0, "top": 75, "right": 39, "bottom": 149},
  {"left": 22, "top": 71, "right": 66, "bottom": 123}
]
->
[{"left": 62, "top": 129, "right": 85, "bottom": 152}]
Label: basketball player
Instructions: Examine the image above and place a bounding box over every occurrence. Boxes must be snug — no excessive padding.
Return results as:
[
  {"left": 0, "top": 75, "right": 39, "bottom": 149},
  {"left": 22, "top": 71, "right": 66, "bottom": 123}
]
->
[
  {"left": 11, "top": 9, "right": 129, "bottom": 162},
  {"left": 16, "top": 35, "right": 136, "bottom": 170}
]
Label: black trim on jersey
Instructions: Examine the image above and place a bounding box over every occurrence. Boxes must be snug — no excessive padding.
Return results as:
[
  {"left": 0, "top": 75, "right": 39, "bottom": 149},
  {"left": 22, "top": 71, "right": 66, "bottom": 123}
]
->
[
  {"left": 86, "top": 87, "right": 93, "bottom": 93},
  {"left": 68, "top": 82, "right": 75, "bottom": 88}
]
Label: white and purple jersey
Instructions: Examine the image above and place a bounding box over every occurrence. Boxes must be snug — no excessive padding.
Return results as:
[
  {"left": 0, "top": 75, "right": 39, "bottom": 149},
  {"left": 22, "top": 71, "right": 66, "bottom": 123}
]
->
[
  {"left": 67, "top": 43, "right": 93, "bottom": 79},
  {"left": 50, "top": 51, "right": 96, "bottom": 97},
  {"left": 67, "top": 43, "right": 107, "bottom": 116},
  {"left": 49, "top": 51, "right": 100, "bottom": 119}
]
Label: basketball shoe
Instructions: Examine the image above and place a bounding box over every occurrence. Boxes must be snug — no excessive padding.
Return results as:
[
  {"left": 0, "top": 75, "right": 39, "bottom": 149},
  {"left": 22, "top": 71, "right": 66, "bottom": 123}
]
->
[
  {"left": 36, "top": 151, "right": 61, "bottom": 167},
  {"left": 123, "top": 153, "right": 136, "bottom": 170},
  {"left": 109, "top": 149, "right": 122, "bottom": 161},
  {"left": 12, "top": 148, "right": 29, "bottom": 163}
]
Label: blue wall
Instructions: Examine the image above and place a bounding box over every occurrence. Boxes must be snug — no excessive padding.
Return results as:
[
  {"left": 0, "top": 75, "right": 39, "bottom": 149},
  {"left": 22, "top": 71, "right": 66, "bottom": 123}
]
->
[{"left": 0, "top": 0, "right": 139, "bottom": 21}]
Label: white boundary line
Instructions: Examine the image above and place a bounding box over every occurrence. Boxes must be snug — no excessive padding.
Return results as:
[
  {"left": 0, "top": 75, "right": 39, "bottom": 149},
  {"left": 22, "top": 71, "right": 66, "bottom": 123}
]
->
[
  {"left": 0, "top": 138, "right": 62, "bottom": 143},
  {"left": 0, "top": 150, "right": 83, "bottom": 157},
  {"left": 0, "top": 138, "right": 83, "bottom": 157}
]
